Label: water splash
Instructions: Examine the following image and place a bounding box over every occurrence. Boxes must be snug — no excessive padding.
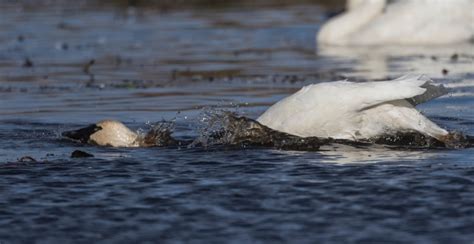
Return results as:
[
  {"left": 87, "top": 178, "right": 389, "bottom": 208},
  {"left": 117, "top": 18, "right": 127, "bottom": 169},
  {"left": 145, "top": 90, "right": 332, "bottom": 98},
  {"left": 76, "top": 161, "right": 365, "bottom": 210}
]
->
[
  {"left": 188, "top": 107, "right": 234, "bottom": 148},
  {"left": 189, "top": 110, "right": 324, "bottom": 150},
  {"left": 138, "top": 121, "right": 178, "bottom": 147}
]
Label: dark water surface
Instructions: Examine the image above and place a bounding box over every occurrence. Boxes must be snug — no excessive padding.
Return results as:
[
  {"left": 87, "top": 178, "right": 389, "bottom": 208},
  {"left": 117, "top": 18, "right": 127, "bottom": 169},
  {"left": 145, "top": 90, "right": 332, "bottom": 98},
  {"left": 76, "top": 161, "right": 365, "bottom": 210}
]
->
[{"left": 1, "top": 1, "right": 474, "bottom": 243}]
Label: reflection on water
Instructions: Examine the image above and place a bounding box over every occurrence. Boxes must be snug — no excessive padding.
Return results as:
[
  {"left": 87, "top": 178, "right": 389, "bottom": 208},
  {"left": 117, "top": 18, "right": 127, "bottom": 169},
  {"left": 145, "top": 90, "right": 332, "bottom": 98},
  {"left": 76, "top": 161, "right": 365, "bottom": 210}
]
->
[{"left": 1, "top": 1, "right": 474, "bottom": 243}]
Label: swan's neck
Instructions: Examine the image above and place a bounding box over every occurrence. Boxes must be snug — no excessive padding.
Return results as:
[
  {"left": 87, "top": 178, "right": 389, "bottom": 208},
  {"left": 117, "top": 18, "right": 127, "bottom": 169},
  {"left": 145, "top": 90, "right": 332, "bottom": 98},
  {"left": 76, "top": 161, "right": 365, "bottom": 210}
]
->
[{"left": 318, "top": 0, "right": 387, "bottom": 44}]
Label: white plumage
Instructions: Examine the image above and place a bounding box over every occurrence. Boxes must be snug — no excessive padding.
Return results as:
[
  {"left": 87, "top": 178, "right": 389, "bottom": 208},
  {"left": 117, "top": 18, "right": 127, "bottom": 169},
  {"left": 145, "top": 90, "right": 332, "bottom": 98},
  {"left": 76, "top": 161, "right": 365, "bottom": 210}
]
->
[
  {"left": 257, "top": 75, "right": 449, "bottom": 141},
  {"left": 317, "top": 0, "right": 474, "bottom": 45}
]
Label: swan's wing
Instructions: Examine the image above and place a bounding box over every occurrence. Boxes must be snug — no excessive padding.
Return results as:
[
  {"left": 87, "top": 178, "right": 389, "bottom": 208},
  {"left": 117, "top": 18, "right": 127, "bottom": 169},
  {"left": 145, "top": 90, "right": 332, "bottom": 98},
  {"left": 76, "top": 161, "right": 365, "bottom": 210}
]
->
[{"left": 355, "top": 74, "right": 449, "bottom": 110}]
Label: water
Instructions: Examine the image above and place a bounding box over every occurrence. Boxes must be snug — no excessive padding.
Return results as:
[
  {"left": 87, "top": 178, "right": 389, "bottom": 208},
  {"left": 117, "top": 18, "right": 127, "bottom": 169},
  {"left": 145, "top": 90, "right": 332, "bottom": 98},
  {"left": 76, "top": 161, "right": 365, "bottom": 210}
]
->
[{"left": 1, "top": 1, "right": 474, "bottom": 243}]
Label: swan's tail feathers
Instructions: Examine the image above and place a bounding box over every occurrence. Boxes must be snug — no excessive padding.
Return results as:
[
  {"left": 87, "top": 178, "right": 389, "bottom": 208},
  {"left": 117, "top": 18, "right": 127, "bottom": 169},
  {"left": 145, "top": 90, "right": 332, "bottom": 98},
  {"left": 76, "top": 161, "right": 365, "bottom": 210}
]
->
[
  {"left": 395, "top": 74, "right": 450, "bottom": 105},
  {"left": 357, "top": 74, "right": 449, "bottom": 110},
  {"left": 408, "top": 81, "right": 449, "bottom": 105}
]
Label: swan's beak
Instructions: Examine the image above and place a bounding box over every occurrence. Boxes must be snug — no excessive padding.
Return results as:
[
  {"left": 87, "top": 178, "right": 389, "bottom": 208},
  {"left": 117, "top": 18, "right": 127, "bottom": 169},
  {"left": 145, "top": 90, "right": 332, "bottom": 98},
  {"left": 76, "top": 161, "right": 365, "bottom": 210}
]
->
[{"left": 62, "top": 124, "right": 102, "bottom": 143}]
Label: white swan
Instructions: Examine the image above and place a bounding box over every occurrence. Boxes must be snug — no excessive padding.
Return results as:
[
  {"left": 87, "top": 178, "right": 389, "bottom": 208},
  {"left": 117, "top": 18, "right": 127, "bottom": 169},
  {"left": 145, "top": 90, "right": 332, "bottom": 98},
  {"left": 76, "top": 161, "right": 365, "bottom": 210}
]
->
[
  {"left": 317, "top": 0, "right": 474, "bottom": 45},
  {"left": 257, "top": 75, "right": 452, "bottom": 142}
]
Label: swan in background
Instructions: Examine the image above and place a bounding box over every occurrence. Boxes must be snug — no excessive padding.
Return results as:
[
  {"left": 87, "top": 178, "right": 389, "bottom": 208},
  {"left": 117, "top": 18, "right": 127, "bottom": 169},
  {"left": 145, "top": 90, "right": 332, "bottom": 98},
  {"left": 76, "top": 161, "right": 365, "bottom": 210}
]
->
[
  {"left": 257, "top": 75, "right": 455, "bottom": 143},
  {"left": 317, "top": 0, "right": 474, "bottom": 45}
]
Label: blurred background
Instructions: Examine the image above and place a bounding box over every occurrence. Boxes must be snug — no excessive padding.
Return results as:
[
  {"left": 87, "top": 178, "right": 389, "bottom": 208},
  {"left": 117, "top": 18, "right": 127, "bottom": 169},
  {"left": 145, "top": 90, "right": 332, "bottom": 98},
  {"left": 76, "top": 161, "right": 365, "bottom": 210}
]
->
[{"left": 1, "top": 1, "right": 474, "bottom": 243}]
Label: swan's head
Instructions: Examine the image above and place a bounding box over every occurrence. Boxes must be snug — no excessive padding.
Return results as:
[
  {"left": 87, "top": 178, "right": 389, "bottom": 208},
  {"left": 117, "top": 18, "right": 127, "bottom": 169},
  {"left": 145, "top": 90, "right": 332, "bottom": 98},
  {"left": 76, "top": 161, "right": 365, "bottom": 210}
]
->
[{"left": 62, "top": 120, "right": 139, "bottom": 147}]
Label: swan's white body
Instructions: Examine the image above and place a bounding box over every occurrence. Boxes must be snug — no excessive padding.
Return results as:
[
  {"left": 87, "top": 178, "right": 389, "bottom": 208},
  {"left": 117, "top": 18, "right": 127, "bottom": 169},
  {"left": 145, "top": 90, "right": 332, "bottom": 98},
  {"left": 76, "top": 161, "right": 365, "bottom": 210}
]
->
[
  {"left": 257, "top": 75, "right": 449, "bottom": 141},
  {"left": 317, "top": 0, "right": 474, "bottom": 45}
]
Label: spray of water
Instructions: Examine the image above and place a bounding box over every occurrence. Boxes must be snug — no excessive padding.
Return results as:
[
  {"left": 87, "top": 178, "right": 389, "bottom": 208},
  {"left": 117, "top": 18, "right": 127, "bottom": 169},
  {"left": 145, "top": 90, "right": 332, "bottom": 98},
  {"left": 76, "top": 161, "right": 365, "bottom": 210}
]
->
[{"left": 137, "top": 121, "right": 178, "bottom": 147}]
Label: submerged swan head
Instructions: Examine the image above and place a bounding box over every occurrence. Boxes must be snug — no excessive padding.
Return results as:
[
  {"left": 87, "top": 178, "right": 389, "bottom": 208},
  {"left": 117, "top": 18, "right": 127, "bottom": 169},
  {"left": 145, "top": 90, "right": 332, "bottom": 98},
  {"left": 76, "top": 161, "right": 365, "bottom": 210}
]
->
[
  {"left": 62, "top": 120, "right": 139, "bottom": 147},
  {"left": 63, "top": 120, "right": 178, "bottom": 148}
]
